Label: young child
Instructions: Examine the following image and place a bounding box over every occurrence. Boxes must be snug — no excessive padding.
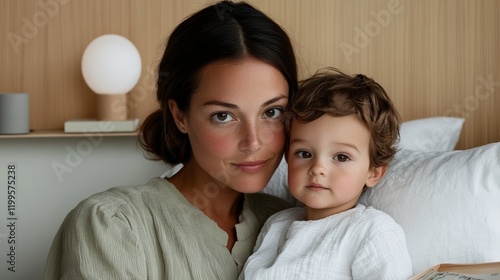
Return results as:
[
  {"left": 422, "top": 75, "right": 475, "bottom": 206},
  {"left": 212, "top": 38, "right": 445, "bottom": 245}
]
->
[{"left": 240, "top": 68, "right": 412, "bottom": 279}]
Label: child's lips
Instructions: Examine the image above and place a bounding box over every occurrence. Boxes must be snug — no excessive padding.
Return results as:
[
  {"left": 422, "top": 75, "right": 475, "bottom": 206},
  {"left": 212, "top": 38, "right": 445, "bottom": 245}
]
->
[{"left": 307, "top": 182, "right": 328, "bottom": 190}]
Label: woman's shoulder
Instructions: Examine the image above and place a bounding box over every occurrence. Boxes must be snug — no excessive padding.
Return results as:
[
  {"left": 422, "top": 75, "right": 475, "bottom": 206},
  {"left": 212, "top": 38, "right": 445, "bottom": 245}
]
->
[
  {"left": 66, "top": 177, "right": 174, "bottom": 223},
  {"left": 246, "top": 192, "right": 291, "bottom": 212},
  {"left": 245, "top": 192, "right": 292, "bottom": 225}
]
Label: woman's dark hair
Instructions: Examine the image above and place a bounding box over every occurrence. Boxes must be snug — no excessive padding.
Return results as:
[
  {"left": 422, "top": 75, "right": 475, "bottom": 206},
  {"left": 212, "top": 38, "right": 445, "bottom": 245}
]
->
[{"left": 139, "top": 0, "right": 298, "bottom": 165}]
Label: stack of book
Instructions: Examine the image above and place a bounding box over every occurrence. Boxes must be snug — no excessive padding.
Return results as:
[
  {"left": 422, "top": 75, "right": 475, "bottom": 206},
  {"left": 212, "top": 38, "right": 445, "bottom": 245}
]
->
[{"left": 64, "top": 118, "right": 139, "bottom": 133}]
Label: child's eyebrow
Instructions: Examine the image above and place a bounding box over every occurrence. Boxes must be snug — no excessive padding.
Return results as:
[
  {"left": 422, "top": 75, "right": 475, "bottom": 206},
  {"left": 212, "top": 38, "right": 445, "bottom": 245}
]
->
[
  {"left": 289, "top": 139, "right": 360, "bottom": 153},
  {"left": 289, "top": 138, "right": 305, "bottom": 144},
  {"left": 334, "top": 142, "right": 360, "bottom": 153}
]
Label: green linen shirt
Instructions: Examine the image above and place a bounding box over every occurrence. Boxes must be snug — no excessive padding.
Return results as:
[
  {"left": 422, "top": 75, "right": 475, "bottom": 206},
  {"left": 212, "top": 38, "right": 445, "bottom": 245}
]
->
[{"left": 43, "top": 177, "right": 290, "bottom": 280}]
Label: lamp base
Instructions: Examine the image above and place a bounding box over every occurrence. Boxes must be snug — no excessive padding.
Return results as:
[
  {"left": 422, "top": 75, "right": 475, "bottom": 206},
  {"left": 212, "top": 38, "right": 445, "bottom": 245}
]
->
[{"left": 97, "top": 94, "right": 127, "bottom": 121}]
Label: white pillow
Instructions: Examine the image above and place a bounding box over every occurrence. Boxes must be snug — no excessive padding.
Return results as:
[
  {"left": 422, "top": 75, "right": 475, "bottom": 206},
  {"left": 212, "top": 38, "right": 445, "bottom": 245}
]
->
[
  {"left": 399, "top": 117, "right": 464, "bottom": 151},
  {"left": 358, "top": 143, "right": 500, "bottom": 275}
]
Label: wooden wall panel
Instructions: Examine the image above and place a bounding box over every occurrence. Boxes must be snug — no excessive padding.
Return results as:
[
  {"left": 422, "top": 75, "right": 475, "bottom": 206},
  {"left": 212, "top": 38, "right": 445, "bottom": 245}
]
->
[{"left": 0, "top": 0, "right": 499, "bottom": 149}]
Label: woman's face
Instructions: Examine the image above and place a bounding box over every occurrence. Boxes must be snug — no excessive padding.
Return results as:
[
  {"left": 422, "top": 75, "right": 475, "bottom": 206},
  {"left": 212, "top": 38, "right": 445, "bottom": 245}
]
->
[{"left": 172, "top": 57, "right": 289, "bottom": 194}]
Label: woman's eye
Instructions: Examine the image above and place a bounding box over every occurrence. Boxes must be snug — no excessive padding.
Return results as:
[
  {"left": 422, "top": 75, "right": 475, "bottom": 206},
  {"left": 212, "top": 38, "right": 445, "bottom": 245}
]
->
[
  {"left": 295, "top": 151, "right": 312, "bottom": 159},
  {"left": 211, "top": 112, "right": 234, "bottom": 123},
  {"left": 334, "top": 154, "right": 350, "bottom": 162},
  {"left": 263, "top": 108, "right": 283, "bottom": 119}
]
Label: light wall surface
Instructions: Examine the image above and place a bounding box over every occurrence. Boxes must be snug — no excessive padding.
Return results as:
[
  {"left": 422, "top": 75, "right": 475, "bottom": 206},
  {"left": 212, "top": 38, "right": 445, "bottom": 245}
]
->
[
  {"left": 0, "top": 137, "right": 167, "bottom": 280},
  {"left": 0, "top": 0, "right": 499, "bottom": 148}
]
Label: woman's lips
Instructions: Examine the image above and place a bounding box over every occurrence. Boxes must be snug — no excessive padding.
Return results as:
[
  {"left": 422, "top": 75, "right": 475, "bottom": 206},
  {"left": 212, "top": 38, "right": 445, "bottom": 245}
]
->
[{"left": 234, "top": 160, "right": 268, "bottom": 174}]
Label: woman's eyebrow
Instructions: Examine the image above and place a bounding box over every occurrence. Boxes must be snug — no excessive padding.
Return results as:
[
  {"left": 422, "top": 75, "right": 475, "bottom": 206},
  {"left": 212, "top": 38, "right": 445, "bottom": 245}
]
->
[
  {"left": 203, "top": 95, "right": 288, "bottom": 108},
  {"left": 263, "top": 95, "right": 288, "bottom": 107},
  {"left": 203, "top": 100, "right": 238, "bottom": 108}
]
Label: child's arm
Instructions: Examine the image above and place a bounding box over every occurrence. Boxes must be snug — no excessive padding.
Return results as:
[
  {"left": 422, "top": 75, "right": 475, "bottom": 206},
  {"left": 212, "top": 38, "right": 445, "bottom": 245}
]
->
[{"left": 351, "top": 217, "right": 413, "bottom": 280}]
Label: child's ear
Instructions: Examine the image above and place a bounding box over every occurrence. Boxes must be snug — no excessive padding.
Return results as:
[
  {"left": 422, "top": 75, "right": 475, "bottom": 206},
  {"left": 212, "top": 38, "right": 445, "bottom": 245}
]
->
[{"left": 365, "top": 165, "right": 388, "bottom": 188}]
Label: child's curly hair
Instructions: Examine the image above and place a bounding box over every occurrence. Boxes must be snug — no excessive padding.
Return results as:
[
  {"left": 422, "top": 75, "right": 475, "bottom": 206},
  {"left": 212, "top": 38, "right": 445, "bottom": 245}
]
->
[{"left": 285, "top": 67, "right": 401, "bottom": 168}]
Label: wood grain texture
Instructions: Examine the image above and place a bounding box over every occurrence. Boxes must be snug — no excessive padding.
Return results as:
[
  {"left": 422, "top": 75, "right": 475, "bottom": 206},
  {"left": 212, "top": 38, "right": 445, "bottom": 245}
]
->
[{"left": 1, "top": 0, "right": 498, "bottom": 149}]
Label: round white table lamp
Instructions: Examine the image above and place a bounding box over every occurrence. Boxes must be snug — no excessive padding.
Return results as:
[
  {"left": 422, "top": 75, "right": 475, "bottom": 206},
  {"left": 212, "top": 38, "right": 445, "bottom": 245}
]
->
[{"left": 81, "top": 34, "right": 142, "bottom": 121}]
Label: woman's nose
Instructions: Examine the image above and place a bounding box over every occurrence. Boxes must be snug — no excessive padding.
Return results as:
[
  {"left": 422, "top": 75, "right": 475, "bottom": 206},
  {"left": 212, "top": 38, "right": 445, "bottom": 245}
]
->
[{"left": 239, "top": 123, "right": 262, "bottom": 153}]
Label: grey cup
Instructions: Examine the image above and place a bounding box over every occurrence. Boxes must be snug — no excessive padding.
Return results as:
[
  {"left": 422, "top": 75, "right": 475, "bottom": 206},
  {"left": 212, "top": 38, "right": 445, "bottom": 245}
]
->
[{"left": 0, "top": 93, "right": 30, "bottom": 134}]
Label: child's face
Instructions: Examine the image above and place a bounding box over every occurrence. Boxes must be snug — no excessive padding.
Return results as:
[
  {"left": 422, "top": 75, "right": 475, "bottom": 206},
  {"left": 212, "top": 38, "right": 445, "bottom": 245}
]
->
[{"left": 287, "top": 114, "right": 379, "bottom": 220}]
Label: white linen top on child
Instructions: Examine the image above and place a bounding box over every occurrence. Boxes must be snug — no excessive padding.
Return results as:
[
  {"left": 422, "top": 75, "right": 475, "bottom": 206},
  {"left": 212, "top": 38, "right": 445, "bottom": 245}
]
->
[{"left": 239, "top": 204, "right": 412, "bottom": 280}]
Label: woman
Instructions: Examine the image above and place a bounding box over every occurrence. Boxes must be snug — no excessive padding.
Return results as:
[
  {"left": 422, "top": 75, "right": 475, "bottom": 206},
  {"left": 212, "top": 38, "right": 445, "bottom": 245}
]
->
[{"left": 44, "top": 1, "right": 298, "bottom": 279}]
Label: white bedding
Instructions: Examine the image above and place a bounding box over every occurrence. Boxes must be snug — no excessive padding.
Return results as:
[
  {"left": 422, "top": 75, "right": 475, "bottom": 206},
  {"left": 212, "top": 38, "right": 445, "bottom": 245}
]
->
[{"left": 263, "top": 142, "right": 500, "bottom": 275}]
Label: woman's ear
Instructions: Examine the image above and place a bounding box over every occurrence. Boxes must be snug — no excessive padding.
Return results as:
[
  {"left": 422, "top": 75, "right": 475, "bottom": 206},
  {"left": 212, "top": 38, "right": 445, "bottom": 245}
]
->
[
  {"left": 168, "top": 99, "right": 188, "bottom": 133},
  {"left": 365, "top": 165, "right": 388, "bottom": 188}
]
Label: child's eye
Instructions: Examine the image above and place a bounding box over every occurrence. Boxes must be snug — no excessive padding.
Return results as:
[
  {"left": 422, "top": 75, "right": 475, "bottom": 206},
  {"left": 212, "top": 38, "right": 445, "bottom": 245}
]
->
[
  {"left": 211, "top": 112, "right": 234, "bottom": 123},
  {"left": 334, "top": 154, "right": 350, "bottom": 162},
  {"left": 263, "top": 108, "right": 283, "bottom": 119},
  {"left": 295, "top": 150, "right": 312, "bottom": 158}
]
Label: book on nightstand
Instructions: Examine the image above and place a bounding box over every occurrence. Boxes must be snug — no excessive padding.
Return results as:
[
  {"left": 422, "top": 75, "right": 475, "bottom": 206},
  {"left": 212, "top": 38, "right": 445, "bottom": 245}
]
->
[
  {"left": 411, "top": 262, "right": 500, "bottom": 280},
  {"left": 64, "top": 118, "right": 139, "bottom": 133}
]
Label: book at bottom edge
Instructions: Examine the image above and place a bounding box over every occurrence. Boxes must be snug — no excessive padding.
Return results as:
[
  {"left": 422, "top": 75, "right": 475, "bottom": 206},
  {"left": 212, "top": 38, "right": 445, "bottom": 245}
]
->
[
  {"left": 411, "top": 262, "right": 500, "bottom": 280},
  {"left": 64, "top": 119, "right": 139, "bottom": 133}
]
